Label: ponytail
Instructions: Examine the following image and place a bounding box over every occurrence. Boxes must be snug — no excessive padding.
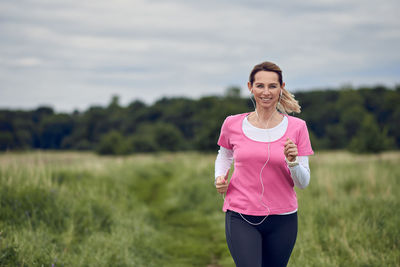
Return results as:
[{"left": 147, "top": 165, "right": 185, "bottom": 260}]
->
[{"left": 277, "top": 88, "right": 301, "bottom": 114}]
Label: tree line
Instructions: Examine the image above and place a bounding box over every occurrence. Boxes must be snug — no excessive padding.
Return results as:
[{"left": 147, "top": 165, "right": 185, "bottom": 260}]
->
[{"left": 0, "top": 85, "right": 399, "bottom": 154}]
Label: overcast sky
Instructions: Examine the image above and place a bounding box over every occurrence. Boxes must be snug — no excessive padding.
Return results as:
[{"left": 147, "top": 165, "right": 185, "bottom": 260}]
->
[{"left": 1, "top": 0, "right": 399, "bottom": 112}]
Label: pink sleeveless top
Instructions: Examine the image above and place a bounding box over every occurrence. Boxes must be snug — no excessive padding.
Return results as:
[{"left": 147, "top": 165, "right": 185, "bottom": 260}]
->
[{"left": 218, "top": 113, "right": 314, "bottom": 215}]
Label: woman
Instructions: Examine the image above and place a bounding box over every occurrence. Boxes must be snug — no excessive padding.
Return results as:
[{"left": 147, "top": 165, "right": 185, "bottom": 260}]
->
[{"left": 215, "top": 61, "right": 313, "bottom": 267}]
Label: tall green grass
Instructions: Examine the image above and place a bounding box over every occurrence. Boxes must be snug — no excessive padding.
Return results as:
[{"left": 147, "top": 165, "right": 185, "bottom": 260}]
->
[{"left": 0, "top": 151, "right": 399, "bottom": 266}]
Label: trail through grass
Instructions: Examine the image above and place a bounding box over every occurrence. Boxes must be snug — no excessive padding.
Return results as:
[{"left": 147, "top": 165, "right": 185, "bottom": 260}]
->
[{"left": 0, "top": 151, "right": 399, "bottom": 266}]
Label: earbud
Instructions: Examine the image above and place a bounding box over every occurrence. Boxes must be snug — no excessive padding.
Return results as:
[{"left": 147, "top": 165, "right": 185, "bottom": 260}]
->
[{"left": 280, "top": 90, "right": 282, "bottom": 97}]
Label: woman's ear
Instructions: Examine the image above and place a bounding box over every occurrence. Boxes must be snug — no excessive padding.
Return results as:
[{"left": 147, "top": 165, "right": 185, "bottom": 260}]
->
[{"left": 248, "top": 81, "right": 253, "bottom": 93}]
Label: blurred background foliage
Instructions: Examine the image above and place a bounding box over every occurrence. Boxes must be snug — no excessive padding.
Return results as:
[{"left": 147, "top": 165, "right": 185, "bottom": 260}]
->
[{"left": 0, "top": 85, "right": 399, "bottom": 154}]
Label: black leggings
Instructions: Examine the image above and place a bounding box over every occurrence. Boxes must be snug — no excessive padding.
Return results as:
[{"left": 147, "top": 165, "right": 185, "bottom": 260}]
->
[{"left": 225, "top": 210, "right": 298, "bottom": 267}]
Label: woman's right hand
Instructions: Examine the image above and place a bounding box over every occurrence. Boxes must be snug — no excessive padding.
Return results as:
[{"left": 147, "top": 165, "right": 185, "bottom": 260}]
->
[{"left": 215, "top": 175, "right": 229, "bottom": 194}]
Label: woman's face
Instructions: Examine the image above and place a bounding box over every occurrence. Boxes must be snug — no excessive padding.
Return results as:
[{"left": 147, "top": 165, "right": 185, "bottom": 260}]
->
[{"left": 248, "top": 71, "right": 284, "bottom": 110}]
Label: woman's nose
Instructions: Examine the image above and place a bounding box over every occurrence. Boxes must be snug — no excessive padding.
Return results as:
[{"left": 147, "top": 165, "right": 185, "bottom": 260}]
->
[{"left": 261, "top": 88, "right": 272, "bottom": 94}]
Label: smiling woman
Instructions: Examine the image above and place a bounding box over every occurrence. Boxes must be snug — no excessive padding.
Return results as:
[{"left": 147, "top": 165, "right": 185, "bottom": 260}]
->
[
  {"left": 248, "top": 61, "right": 301, "bottom": 115},
  {"left": 214, "top": 61, "right": 314, "bottom": 267}
]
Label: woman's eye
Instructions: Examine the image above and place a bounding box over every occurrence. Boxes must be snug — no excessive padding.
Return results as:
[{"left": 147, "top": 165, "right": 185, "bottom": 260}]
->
[{"left": 256, "top": 85, "right": 264, "bottom": 88}]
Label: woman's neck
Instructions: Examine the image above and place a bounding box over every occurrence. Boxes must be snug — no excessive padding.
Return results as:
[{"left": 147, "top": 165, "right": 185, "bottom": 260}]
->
[
  {"left": 255, "top": 106, "right": 276, "bottom": 121},
  {"left": 249, "top": 106, "right": 283, "bottom": 129}
]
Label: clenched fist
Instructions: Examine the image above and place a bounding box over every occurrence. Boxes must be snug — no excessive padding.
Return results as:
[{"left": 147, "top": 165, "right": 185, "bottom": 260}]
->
[
  {"left": 215, "top": 175, "right": 229, "bottom": 194},
  {"left": 284, "top": 138, "right": 298, "bottom": 162}
]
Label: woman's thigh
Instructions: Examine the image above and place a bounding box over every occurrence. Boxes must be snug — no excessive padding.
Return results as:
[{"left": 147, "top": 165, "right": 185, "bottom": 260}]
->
[
  {"left": 260, "top": 213, "right": 298, "bottom": 267},
  {"left": 225, "top": 210, "right": 262, "bottom": 267}
]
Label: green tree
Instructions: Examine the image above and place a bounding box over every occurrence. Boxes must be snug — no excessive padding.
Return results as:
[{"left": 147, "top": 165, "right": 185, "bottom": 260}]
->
[
  {"left": 131, "top": 122, "right": 186, "bottom": 152},
  {"left": 39, "top": 114, "right": 73, "bottom": 149},
  {"left": 348, "top": 114, "right": 394, "bottom": 153},
  {"left": 13, "top": 116, "right": 34, "bottom": 149},
  {"left": 123, "top": 100, "right": 148, "bottom": 135},
  {"left": 295, "top": 90, "right": 340, "bottom": 146},
  {"left": 1, "top": 85, "right": 399, "bottom": 153},
  {"left": 79, "top": 106, "right": 108, "bottom": 144},
  {"left": 0, "top": 131, "right": 13, "bottom": 150},
  {"left": 0, "top": 111, "right": 15, "bottom": 150},
  {"left": 96, "top": 130, "right": 131, "bottom": 155},
  {"left": 325, "top": 124, "right": 347, "bottom": 149},
  {"left": 383, "top": 88, "right": 400, "bottom": 148},
  {"left": 130, "top": 134, "right": 157, "bottom": 153},
  {"left": 194, "top": 120, "right": 221, "bottom": 151}
]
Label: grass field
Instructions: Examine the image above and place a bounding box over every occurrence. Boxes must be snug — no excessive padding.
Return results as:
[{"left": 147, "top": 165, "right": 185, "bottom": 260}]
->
[{"left": 0, "top": 151, "right": 399, "bottom": 266}]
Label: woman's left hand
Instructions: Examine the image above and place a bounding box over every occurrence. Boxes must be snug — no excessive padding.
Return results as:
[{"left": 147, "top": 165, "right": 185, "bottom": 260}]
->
[{"left": 284, "top": 138, "right": 298, "bottom": 162}]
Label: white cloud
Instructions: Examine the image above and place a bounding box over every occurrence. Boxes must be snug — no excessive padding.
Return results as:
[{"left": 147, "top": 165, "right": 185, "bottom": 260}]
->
[{"left": 0, "top": 0, "right": 399, "bottom": 112}]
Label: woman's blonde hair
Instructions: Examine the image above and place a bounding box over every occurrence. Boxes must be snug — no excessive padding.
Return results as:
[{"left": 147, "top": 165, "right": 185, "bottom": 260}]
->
[{"left": 249, "top": 61, "right": 301, "bottom": 114}]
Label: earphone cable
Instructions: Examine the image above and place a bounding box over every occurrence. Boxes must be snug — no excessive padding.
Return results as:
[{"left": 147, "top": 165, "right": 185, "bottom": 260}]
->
[{"left": 236, "top": 93, "right": 273, "bottom": 225}]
